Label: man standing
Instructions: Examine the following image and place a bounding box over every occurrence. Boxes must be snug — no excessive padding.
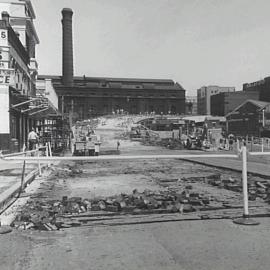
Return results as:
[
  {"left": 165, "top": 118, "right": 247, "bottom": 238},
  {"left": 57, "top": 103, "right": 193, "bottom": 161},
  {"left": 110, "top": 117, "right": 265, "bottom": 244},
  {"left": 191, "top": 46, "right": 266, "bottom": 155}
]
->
[{"left": 28, "top": 128, "right": 39, "bottom": 151}]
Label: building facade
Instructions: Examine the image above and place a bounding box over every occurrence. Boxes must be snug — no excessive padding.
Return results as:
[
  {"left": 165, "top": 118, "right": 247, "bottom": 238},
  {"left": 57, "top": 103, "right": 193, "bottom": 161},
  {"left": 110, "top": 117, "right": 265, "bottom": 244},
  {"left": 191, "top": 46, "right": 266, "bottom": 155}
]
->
[
  {"left": 0, "top": 0, "right": 40, "bottom": 153},
  {"left": 185, "top": 95, "right": 197, "bottom": 115},
  {"left": 226, "top": 100, "right": 270, "bottom": 137},
  {"left": 243, "top": 76, "right": 270, "bottom": 102},
  {"left": 37, "top": 75, "right": 186, "bottom": 120},
  {"left": 211, "top": 91, "right": 259, "bottom": 116},
  {"left": 197, "top": 85, "right": 235, "bottom": 115}
]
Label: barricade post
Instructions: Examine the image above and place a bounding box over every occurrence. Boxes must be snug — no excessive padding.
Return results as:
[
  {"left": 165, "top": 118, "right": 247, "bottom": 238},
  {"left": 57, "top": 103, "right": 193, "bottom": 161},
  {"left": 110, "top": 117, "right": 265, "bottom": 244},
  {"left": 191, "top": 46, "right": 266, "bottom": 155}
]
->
[
  {"left": 21, "top": 144, "right": 26, "bottom": 189},
  {"left": 45, "top": 143, "right": 50, "bottom": 167},
  {"left": 37, "top": 148, "right": 41, "bottom": 176},
  {"left": 48, "top": 141, "right": 52, "bottom": 158},
  {"left": 236, "top": 139, "right": 240, "bottom": 153},
  {"left": 233, "top": 146, "right": 260, "bottom": 225}
]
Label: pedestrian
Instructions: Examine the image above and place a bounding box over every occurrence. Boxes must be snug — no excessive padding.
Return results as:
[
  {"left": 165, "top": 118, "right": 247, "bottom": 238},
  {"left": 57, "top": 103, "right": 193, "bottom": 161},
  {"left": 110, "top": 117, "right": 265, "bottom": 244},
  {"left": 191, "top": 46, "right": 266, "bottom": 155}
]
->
[
  {"left": 117, "top": 140, "right": 120, "bottom": 151},
  {"left": 28, "top": 128, "right": 39, "bottom": 151},
  {"left": 229, "top": 137, "right": 234, "bottom": 151}
]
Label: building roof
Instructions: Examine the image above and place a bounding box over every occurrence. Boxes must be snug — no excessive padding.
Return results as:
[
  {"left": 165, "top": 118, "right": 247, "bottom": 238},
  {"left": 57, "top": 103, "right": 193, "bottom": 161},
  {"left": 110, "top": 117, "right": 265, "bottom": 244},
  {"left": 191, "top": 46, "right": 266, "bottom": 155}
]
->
[
  {"left": 37, "top": 75, "right": 185, "bottom": 93},
  {"left": 38, "top": 75, "right": 178, "bottom": 85},
  {"left": 226, "top": 99, "right": 270, "bottom": 117},
  {"left": 182, "top": 115, "right": 226, "bottom": 123}
]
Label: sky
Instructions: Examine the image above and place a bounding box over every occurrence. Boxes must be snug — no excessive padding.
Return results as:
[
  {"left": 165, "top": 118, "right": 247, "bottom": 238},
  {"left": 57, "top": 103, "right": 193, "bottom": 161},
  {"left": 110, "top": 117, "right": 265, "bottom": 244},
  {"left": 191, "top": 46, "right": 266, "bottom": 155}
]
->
[{"left": 32, "top": 0, "right": 270, "bottom": 95}]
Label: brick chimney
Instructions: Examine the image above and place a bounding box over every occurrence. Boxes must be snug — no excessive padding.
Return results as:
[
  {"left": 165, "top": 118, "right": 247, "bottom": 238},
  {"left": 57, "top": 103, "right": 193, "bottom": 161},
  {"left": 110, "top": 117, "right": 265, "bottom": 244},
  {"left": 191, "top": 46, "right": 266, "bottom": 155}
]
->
[{"left": 61, "top": 8, "right": 74, "bottom": 86}]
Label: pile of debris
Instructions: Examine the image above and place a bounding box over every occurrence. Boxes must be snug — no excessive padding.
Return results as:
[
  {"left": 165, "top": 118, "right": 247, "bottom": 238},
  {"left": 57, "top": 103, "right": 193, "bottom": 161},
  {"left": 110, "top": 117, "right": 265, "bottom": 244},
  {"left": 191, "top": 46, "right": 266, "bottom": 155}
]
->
[
  {"left": 203, "top": 174, "right": 270, "bottom": 201},
  {"left": 13, "top": 188, "right": 212, "bottom": 231},
  {"left": 143, "top": 138, "right": 184, "bottom": 150},
  {"left": 51, "top": 165, "right": 83, "bottom": 179}
]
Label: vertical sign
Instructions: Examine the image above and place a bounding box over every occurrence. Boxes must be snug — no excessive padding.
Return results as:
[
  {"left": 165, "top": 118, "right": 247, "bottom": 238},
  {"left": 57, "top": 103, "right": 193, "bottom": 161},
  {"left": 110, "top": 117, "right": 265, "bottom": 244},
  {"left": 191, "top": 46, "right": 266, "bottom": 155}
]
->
[{"left": 0, "top": 30, "right": 8, "bottom": 47}]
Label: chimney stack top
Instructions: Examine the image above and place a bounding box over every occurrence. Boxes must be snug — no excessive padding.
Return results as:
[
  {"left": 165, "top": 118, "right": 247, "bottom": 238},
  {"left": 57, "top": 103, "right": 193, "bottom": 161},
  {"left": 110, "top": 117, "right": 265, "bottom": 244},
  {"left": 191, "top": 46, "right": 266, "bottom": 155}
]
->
[{"left": 62, "top": 8, "right": 73, "bottom": 15}]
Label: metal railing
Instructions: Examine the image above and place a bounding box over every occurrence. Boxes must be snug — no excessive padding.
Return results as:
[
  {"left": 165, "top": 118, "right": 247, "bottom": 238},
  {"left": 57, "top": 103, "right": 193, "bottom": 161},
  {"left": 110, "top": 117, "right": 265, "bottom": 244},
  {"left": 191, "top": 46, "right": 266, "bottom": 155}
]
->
[{"left": 1, "top": 142, "right": 53, "bottom": 176}]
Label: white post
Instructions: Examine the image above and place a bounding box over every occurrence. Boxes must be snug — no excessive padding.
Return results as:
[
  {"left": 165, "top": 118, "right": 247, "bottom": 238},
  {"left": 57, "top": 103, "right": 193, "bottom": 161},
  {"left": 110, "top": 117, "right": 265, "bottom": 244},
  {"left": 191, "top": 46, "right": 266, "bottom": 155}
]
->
[
  {"left": 46, "top": 143, "right": 50, "bottom": 167},
  {"left": 242, "top": 146, "right": 249, "bottom": 217},
  {"left": 48, "top": 141, "right": 52, "bottom": 157},
  {"left": 236, "top": 139, "right": 240, "bottom": 153},
  {"left": 233, "top": 145, "right": 259, "bottom": 225},
  {"left": 22, "top": 143, "right": 26, "bottom": 153},
  {"left": 262, "top": 138, "right": 264, "bottom": 152},
  {"left": 37, "top": 149, "right": 41, "bottom": 176}
]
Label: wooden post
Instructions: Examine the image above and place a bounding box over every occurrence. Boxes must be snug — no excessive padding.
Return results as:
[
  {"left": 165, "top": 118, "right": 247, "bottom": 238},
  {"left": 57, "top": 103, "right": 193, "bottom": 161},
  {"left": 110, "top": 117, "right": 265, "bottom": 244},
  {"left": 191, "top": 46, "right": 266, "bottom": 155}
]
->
[
  {"left": 46, "top": 143, "right": 50, "bottom": 167},
  {"left": 37, "top": 149, "right": 41, "bottom": 176}
]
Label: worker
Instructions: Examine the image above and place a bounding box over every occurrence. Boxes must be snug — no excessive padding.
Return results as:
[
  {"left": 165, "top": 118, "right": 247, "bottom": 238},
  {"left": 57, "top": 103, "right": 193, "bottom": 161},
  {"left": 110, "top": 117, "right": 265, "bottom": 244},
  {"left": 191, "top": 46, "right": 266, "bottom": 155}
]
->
[
  {"left": 229, "top": 136, "right": 234, "bottom": 151},
  {"left": 117, "top": 140, "right": 120, "bottom": 151},
  {"left": 28, "top": 128, "right": 39, "bottom": 151}
]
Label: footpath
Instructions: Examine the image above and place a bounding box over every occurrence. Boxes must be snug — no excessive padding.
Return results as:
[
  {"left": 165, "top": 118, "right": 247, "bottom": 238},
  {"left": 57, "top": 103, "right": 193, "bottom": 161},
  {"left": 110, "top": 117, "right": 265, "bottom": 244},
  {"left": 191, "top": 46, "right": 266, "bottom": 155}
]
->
[
  {"left": 0, "top": 159, "right": 46, "bottom": 212},
  {"left": 181, "top": 154, "right": 270, "bottom": 178}
]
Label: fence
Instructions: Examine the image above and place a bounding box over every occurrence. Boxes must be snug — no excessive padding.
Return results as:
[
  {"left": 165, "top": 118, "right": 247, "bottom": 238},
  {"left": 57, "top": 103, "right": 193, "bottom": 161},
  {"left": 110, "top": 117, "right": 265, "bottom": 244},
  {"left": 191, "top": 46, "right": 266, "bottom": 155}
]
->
[
  {"left": 1, "top": 142, "right": 53, "bottom": 176},
  {"left": 2, "top": 146, "right": 269, "bottom": 225}
]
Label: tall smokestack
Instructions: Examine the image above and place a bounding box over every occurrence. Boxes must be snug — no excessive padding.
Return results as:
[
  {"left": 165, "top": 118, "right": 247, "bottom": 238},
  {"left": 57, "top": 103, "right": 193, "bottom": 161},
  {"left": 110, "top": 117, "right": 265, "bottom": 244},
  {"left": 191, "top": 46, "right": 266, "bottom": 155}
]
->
[{"left": 62, "top": 8, "right": 74, "bottom": 86}]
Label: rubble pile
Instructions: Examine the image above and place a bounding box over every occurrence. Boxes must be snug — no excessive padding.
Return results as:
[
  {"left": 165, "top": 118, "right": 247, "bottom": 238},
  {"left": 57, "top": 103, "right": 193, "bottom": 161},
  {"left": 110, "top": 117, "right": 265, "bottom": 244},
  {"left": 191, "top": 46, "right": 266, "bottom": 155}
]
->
[
  {"left": 143, "top": 138, "right": 184, "bottom": 150},
  {"left": 202, "top": 174, "right": 270, "bottom": 201},
  {"left": 51, "top": 165, "right": 83, "bottom": 179},
  {"left": 13, "top": 188, "right": 212, "bottom": 231}
]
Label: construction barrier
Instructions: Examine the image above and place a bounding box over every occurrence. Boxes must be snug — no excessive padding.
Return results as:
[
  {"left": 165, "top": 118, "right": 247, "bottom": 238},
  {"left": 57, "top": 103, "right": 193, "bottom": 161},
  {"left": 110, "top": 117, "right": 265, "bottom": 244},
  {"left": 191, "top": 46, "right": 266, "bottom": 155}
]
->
[{"left": 1, "top": 146, "right": 267, "bottom": 225}]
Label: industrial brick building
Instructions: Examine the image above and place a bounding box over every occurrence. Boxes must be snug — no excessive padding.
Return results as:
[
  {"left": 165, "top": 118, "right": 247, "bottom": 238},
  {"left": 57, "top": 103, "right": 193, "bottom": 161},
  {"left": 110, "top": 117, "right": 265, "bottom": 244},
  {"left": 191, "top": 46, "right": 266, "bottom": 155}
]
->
[
  {"left": 37, "top": 8, "right": 185, "bottom": 120},
  {"left": 197, "top": 85, "right": 235, "bottom": 115},
  {"left": 211, "top": 91, "right": 259, "bottom": 116},
  {"left": 243, "top": 76, "right": 270, "bottom": 102},
  {"left": 226, "top": 100, "right": 270, "bottom": 137}
]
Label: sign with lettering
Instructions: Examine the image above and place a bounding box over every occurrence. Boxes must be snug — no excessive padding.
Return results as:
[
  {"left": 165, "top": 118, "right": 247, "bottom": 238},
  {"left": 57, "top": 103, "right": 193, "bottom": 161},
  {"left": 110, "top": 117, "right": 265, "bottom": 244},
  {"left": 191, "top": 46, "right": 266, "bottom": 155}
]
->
[
  {"left": 0, "top": 30, "right": 7, "bottom": 47},
  {"left": 0, "top": 68, "right": 14, "bottom": 85},
  {"left": 0, "top": 48, "right": 9, "bottom": 68}
]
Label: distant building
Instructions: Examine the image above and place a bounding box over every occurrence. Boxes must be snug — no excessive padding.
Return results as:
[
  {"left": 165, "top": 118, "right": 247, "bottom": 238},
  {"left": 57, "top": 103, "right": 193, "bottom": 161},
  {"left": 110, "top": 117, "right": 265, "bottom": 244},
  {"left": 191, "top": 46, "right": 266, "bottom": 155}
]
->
[
  {"left": 37, "top": 8, "right": 186, "bottom": 121},
  {"left": 37, "top": 75, "right": 186, "bottom": 119},
  {"left": 211, "top": 91, "right": 259, "bottom": 116},
  {"left": 197, "top": 85, "right": 235, "bottom": 115},
  {"left": 185, "top": 96, "right": 197, "bottom": 115},
  {"left": 226, "top": 100, "right": 270, "bottom": 137},
  {"left": 243, "top": 76, "right": 270, "bottom": 102}
]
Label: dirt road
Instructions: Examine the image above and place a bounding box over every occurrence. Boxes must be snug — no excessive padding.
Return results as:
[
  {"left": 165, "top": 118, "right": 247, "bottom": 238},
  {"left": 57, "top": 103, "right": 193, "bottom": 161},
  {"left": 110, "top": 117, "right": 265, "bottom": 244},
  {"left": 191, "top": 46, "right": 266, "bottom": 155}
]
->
[{"left": 1, "top": 120, "right": 270, "bottom": 270}]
